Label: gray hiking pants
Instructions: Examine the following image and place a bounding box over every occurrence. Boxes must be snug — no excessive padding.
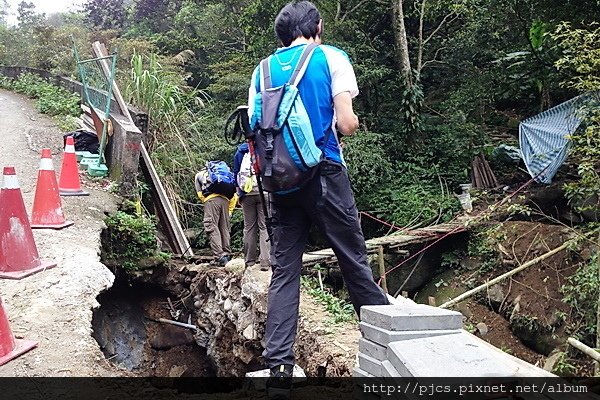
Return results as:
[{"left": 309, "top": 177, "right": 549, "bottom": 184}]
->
[
  {"left": 263, "top": 160, "right": 389, "bottom": 368},
  {"left": 203, "top": 196, "right": 231, "bottom": 258},
  {"left": 240, "top": 194, "right": 271, "bottom": 268}
]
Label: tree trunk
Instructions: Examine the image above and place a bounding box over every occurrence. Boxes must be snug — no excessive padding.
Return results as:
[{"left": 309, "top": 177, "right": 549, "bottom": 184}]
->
[
  {"left": 596, "top": 232, "right": 600, "bottom": 375},
  {"left": 392, "top": 0, "right": 412, "bottom": 87}
]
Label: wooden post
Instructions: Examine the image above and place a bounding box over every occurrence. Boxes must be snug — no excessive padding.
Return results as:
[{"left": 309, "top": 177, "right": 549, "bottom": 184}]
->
[
  {"left": 440, "top": 241, "right": 571, "bottom": 309},
  {"left": 378, "top": 246, "right": 388, "bottom": 294}
]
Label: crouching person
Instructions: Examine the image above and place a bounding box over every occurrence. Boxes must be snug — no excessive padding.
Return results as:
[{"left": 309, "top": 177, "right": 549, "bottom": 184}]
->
[{"left": 195, "top": 161, "right": 238, "bottom": 266}]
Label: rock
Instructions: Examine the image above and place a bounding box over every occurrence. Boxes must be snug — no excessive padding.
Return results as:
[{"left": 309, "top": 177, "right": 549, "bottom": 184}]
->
[
  {"left": 149, "top": 325, "right": 195, "bottom": 350},
  {"left": 543, "top": 350, "right": 562, "bottom": 372},
  {"left": 460, "top": 256, "right": 481, "bottom": 271},
  {"left": 223, "top": 298, "right": 232, "bottom": 312},
  {"left": 193, "top": 300, "right": 202, "bottom": 309},
  {"left": 169, "top": 365, "right": 187, "bottom": 377},
  {"left": 475, "top": 322, "right": 488, "bottom": 337},
  {"left": 486, "top": 284, "right": 504, "bottom": 308},
  {"left": 457, "top": 303, "right": 473, "bottom": 319},
  {"left": 242, "top": 324, "right": 256, "bottom": 340}
]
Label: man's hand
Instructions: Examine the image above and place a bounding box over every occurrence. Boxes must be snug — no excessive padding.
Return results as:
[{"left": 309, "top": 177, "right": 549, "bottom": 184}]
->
[{"left": 333, "top": 91, "right": 359, "bottom": 135}]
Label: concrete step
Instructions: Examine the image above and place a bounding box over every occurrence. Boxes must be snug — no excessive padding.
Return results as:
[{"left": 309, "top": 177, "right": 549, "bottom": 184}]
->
[
  {"left": 358, "top": 352, "right": 383, "bottom": 376},
  {"left": 361, "top": 304, "right": 463, "bottom": 331},
  {"left": 386, "top": 330, "right": 544, "bottom": 377},
  {"left": 359, "top": 338, "right": 387, "bottom": 361},
  {"left": 360, "top": 321, "right": 460, "bottom": 346}
]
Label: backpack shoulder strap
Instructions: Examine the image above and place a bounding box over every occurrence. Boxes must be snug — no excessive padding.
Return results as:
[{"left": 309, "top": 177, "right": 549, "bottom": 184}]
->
[
  {"left": 288, "top": 43, "right": 318, "bottom": 87},
  {"left": 259, "top": 56, "right": 273, "bottom": 92}
]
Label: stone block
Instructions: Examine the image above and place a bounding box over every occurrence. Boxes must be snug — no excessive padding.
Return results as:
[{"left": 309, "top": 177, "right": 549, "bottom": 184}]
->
[
  {"left": 360, "top": 322, "right": 461, "bottom": 346},
  {"left": 386, "top": 331, "right": 529, "bottom": 377},
  {"left": 353, "top": 366, "right": 375, "bottom": 378},
  {"left": 358, "top": 352, "right": 383, "bottom": 376},
  {"left": 381, "top": 360, "right": 401, "bottom": 377},
  {"left": 361, "top": 304, "right": 463, "bottom": 331},
  {"left": 359, "top": 338, "right": 387, "bottom": 361}
]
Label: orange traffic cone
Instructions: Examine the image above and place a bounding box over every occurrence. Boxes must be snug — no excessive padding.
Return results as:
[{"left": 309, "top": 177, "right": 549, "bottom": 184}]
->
[
  {"left": 31, "top": 149, "right": 74, "bottom": 229},
  {"left": 58, "top": 136, "right": 89, "bottom": 196},
  {"left": 0, "top": 297, "right": 37, "bottom": 366},
  {"left": 0, "top": 167, "right": 57, "bottom": 279}
]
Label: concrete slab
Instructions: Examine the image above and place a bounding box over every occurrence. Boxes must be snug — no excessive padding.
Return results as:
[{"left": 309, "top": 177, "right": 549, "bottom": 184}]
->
[
  {"left": 359, "top": 338, "right": 387, "bottom": 361},
  {"left": 381, "top": 360, "right": 401, "bottom": 377},
  {"left": 360, "top": 322, "right": 461, "bottom": 346},
  {"left": 361, "top": 304, "right": 463, "bottom": 331},
  {"left": 387, "top": 331, "right": 534, "bottom": 377},
  {"left": 353, "top": 366, "right": 375, "bottom": 378},
  {"left": 358, "top": 352, "right": 383, "bottom": 376}
]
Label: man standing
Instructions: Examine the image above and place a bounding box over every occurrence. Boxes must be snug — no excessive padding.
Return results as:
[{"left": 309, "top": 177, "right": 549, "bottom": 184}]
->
[
  {"left": 247, "top": 0, "right": 389, "bottom": 389},
  {"left": 233, "top": 143, "right": 271, "bottom": 271},
  {"left": 195, "top": 162, "right": 237, "bottom": 266}
]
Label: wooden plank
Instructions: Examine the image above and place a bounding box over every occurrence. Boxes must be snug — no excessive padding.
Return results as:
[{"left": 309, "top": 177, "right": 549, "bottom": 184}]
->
[{"left": 91, "top": 41, "right": 193, "bottom": 257}]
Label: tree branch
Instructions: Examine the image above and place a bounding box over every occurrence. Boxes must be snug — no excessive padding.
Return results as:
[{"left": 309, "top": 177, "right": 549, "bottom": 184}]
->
[
  {"left": 421, "top": 46, "right": 446, "bottom": 70},
  {"left": 423, "top": 12, "right": 458, "bottom": 46}
]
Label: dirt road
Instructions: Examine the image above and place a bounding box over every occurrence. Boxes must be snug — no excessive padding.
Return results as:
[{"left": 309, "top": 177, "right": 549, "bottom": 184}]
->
[{"left": 0, "top": 89, "right": 119, "bottom": 376}]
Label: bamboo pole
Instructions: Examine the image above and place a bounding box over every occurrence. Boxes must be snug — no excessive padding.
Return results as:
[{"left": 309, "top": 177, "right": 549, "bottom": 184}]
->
[
  {"left": 378, "top": 246, "right": 388, "bottom": 294},
  {"left": 440, "top": 241, "right": 571, "bottom": 309},
  {"left": 567, "top": 337, "right": 600, "bottom": 363}
]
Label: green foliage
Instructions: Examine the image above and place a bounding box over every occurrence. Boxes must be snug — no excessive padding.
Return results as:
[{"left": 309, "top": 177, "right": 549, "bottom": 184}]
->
[
  {"left": 553, "top": 23, "right": 600, "bottom": 211},
  {"left": 561, "top": 254, "right": 599, "bottom": 344},
  {"left": 551, "top": 351, "right": 577, "bottom": 376},
  {"left": 301, "top": 275, "right": 356, "bottom": 325},
  {"left": 102, "top": 210, "right": 167, "bottom": 270},
  {"left": 2, "top": 73, "right": 81, "bottom": 127},
  {"left": 468, "top": 224, "right": 505, "bottom": 273}
]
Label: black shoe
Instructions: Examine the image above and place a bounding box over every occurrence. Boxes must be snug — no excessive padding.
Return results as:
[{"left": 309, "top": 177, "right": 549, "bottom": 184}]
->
[
  {"left": 218, "top": 255, "right": 231, "bottom": 266},
  {"left": 267, "top": 364, "right": 293, "bottom": 400}
]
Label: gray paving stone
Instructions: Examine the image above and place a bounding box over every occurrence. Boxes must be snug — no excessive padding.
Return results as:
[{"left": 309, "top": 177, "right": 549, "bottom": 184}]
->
[
  {"left": 387, "top": 331, "right": 528, "bottom": 377},
  {"left": 358, "top": 352, "right": 383, "bottom": 376},
  {"left": 360, "top": 321, "right": 461, "bottom": 346},
  {"left": 353, "top": 366, "right": 375, "bottom": 378},
  {"left": 361, "top": 304, "right": 463, "bottom": 331},
  {"left": 359, "top": 338, "right": 387, "bottom": 361}
]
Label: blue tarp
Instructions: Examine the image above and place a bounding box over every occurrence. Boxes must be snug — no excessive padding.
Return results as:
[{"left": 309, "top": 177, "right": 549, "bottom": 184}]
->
[{"left": 519, "top": 94, "right": 592, "bottom": 184}]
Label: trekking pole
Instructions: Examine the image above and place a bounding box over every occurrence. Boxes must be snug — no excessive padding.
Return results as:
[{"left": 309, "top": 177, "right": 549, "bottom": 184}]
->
[{"left": 248, "top": 139, "right": 273, "bottom": 244}]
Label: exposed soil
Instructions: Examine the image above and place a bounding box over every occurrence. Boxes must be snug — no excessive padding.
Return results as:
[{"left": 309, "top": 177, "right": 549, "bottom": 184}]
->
[{"left": 452, "top": 220, "right": 594, "bottom": 375}]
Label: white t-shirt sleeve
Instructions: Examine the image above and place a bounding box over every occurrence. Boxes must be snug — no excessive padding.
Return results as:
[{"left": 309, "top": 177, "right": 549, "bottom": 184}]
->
[{"left": 322, "top": 47, "right": 359, "bottom": 99}]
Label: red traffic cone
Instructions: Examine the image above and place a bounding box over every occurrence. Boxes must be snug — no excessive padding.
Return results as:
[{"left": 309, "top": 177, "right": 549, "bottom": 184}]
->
[
  {"left": 0, "top": 167, "right": 57, "bottom": 280},
  {"left": 58, "top": 136, "right": 89, "bottom": 196},
  {"left": 0, "top": 297, "right": 37, "bottom": 366},
  {"left": 31, "top": 149, "right": 74, "bottom": 229}
]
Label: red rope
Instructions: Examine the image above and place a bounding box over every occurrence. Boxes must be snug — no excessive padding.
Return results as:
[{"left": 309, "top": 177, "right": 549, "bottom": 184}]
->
[
  {"left": 359, "top": 211, "right": 408, "bottom": 233},
  {"left": 377, "top": 174, "right": 540, "bottom": 286}
]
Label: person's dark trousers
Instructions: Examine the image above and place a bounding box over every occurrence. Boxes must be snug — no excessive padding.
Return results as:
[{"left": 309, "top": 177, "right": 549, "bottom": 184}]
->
[{"left": 263, "top": 160, "right": 389, "bottom": 368}]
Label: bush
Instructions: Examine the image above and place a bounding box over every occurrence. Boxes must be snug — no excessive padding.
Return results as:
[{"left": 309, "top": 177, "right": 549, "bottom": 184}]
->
[
  {"left": 561, "top": 254, "right": 599, "bottom": 344},
  {"left": 9, "top": 72, "right": 81, "bottom": 118},
  {"left": 102, "top": 210, "right": 168, "bottom": 270}
]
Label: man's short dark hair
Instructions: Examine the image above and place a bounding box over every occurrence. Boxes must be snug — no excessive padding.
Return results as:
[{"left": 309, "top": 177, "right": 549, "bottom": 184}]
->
[{"left": 275, "top": 1, "right": 321, "bottom": 47}]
